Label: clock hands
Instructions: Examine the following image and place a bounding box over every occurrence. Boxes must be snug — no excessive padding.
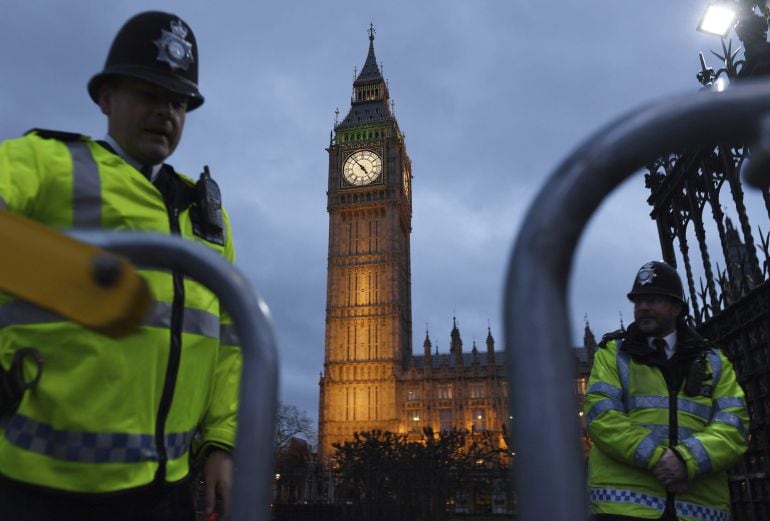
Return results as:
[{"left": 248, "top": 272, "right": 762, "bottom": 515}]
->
[
  {"left": 352, "top": 157, "right": 369, "bottom": 176},
  {"left": 344, "top": 151, "right": 381, "bottom": 185}
]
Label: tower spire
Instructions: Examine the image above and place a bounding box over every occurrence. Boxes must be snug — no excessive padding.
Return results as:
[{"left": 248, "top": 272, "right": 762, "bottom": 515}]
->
[{"left": 356, "top": 23, "right": 384, "bottom": 83}]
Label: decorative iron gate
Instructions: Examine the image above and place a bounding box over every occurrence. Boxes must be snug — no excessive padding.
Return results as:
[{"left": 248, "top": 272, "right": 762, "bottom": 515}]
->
[{"left": 645, "top": 56, "right": 770, "bottom": 516}]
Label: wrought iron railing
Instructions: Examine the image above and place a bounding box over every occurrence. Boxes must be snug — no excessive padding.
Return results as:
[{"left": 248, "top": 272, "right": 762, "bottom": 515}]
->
[{"left": 504, "top": 79, "right": 770, "bottom": 521}]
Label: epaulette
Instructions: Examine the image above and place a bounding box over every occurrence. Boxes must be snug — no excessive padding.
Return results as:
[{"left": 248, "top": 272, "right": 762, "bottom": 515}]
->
[
  {"left": 25, "top": 129, "right": 84, "bottom": 142},
  {"left": 598, "top": 329, "right": 626, "bottom": 349}
]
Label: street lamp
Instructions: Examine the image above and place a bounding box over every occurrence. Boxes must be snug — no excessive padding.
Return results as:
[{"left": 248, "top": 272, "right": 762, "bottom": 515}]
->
[{"left": 698, "top": 2, "right": 738, "bottom": 37}]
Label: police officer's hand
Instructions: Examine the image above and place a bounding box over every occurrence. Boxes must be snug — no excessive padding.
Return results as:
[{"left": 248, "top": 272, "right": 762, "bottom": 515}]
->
[
  {"left": 204, "top": 449, "right": 233, "bottom": 519},
  {"left": 667, "top": 479, "right": 690, "bottom": 494},
  {"left": 653, "top": 448, "right": 687, "bottom": 485}
]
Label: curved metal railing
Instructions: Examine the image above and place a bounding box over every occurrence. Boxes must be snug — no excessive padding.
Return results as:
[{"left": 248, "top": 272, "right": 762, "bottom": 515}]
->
[
  {"left": 71, "top": 231, "right": 278, "bottom": 521},
  {"left": 503, "top": 79, "right": 770, "bottom": 521}
]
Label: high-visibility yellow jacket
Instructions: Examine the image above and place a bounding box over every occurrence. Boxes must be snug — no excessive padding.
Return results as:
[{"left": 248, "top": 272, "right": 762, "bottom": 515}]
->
[
  {"left": 585, "top": 323, "right": 748, "bottom": 521},
  {"left": 0, "top": 130, "right": 241, "bottom": 493}
]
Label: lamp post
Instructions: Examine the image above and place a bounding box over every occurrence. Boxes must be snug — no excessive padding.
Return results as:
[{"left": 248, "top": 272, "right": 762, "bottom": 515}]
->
[
  {"left": 697, "top": 0, "right": 770, "bottom": 85},
  {"left": 698, "top": 2, "right": 739, "bottom": 37}
]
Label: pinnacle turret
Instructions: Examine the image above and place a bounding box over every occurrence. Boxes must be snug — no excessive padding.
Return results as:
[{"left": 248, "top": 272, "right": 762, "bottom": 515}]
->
[
  {"left": 486, "top": 326, "right": 496, "bottom": 365},
  {"left": 450, "top": 317, "right": 463, "bottom": 366}
]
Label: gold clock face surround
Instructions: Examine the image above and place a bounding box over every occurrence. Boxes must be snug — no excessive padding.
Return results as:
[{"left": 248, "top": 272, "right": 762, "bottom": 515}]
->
[{"left": 343, "top": 150, "right": 382, "bottom": 186}]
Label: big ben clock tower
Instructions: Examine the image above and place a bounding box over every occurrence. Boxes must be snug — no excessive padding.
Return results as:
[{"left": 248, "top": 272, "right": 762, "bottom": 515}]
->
[{"left": 318, "top": 26, "right": 413, "bottom": 462}]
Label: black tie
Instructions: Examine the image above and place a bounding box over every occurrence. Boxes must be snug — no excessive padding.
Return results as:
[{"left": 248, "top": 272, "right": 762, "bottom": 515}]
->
[{"left": 653, "top": 338, "right": 667, "bottom": 357}]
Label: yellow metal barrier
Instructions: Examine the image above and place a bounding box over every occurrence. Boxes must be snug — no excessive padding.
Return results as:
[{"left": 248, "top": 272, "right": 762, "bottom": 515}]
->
[{"left": 0, "top": 209, "right": 151, "bottom": 337}]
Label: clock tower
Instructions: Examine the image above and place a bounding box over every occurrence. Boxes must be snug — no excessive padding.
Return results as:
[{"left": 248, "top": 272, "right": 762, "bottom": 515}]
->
[{"left": 318, "top": 26, "right": 413, "bottom": 462}]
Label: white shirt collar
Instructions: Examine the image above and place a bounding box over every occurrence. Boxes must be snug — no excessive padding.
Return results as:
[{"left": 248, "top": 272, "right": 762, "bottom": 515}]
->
[
  {"left": 103, "top": 134, "right": 162, "bottom": 182},
  {"left": 647, "top": 330, "right": 677, "bottom": 359}
]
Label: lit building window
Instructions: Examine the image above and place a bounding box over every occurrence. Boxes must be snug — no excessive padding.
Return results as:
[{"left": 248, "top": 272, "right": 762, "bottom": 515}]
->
[
  {"left": 439, "top": 410, "right": 453, "bottom": 432},
  {"left": 472, "top": 409, "right": 487, "bottom": 432},
  {"left": 438, "top": 384, "right": 453, "bottom": 399},
  {"left": 407, "top": 388, "right": 421, "bottom": 401},
  {"left": 409, "top": 414, "right": 421, "bottom": 433},
  {"left": 469, "top": 383, "right": 485, "bottom": 399}
]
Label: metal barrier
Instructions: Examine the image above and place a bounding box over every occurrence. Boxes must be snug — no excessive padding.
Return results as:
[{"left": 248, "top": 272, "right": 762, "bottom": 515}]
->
[
  {"left": 71, "top": 231, "right": 278, "bottom": 521},
  {"left": 503, "top": 79, "right": 770, "bottom": 521}
]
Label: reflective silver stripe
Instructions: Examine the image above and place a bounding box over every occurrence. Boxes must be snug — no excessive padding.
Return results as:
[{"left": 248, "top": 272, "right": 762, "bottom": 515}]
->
[
  {"left": 184, "top": 307, "right": 220, "bottom": 339},
  {"left": 708, "top": 349, "right": 722, "bottom": 388},
  {"left": 4, "top": 413, "right": 194, "bottom": 464},
  {"left": 629, "top": 395, "right": 667, "bottom": 410},
  {"left": 641, "top": 424, "right": 695, "bottom": 441},
  {"left": 682, "top": 436, "right": 712, "bottom": 474},
  {"left": 65, "top": 141, "right": 101, "bottom": 228},
  {"left": 586, "top": 398, "right": 624, "bottom": 424},
  {"left": 712, "top": 411, "right": 748, "bottom": 437},
  {"left": 616, "top": 347, "right": 630, "bottom": 409},
  {"left": 587, "top": 382, "right": 623, "bottom": 401},
  {"left": 678, "top": 397, "right": 711, "bottom": 421},
  {"left": 675, "top": 499, "right": 729, "bottom": 521},
  {"left": 0, "top": 300, "right": 61, "bottom": 328},
  {"left": 629, "top": 395, "right": 710, "bottom": 421},
  {"left": 633, "top": 432, "right": 659, "bottom": 467},
  {"left": 589, "top": 487, "right": 665, "bottom": 512},
  {"left": 144, "top": 302, "right": 220, "bottom": 339},
  {"left": 714, "top": 396, "right": 745, "bottom": 410},
  {"left": 0, "top": 300, "right": 219, "bottom": 339},
  {"left": 643, "top": 424, "right": 669, "bottom": 440},
  {"left": 220, "top": 323, "right": 241, "bottom": 346},
  {"left": 629, "top": 395, "right": 710, "bottom": 422}
]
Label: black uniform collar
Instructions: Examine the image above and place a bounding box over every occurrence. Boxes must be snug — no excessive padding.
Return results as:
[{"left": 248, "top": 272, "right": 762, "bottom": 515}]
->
[{"left": 621, "top": 321, "right": 708, "bottom": 364}]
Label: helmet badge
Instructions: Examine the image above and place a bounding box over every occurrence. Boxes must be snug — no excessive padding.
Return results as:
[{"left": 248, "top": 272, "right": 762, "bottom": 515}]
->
[
  {"left": 637, "top": 262, "right": 657, "bottom": 286},
  {"left": 154, "top": 19, "right": 194, "bottom": 71}
]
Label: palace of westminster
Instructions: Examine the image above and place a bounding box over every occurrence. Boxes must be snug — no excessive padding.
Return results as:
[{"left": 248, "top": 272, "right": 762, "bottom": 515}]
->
[{"left": 315, "top": 28, "right": 597, "bottom": 464}]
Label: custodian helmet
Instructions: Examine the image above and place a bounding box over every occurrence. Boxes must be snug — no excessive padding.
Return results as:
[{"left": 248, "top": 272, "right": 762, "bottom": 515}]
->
[
  {"left": 626, "top": 261, "right": 685, "bottom": 304},
  {"left": 87, "top": 11, "right": 204, "bottom": 111}
]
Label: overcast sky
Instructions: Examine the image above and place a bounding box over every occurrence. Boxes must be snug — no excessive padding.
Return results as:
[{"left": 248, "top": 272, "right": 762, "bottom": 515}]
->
[{"left": 3, "top": 1, "right": 767, "bottom": 425}]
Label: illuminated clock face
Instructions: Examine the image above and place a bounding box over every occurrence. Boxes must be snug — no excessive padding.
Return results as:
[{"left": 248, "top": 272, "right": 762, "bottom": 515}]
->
[{"left": 343, "top": 150, "right": 382, "bottom": 186}]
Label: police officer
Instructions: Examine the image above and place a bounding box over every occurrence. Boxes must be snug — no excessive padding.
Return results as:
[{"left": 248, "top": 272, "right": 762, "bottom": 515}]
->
[
  {"left": 0, "top": 12, "right": 239, "bottom": 521},
  {"left": 585, "top": 261, "right": 749, "bottom": 521}
]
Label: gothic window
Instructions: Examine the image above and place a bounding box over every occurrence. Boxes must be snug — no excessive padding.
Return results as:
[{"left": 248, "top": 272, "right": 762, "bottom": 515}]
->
[
  {"left": 407, "top": 388, "right": 420, "bottom": 401},
  {"left": 439, "top": 410, "right": 453, "bottom": 431},
  {"left": 346, "top": 388, "right": 354, "bottom": 421},
  {"left": 472, "top": 409, "right": 487, "bottom": 432},
  {"left": 469, "top": 383, "right": 485, "bottom": 399},
  {"left": 346, "top": 325, "right": 353, "bottom": 361},
  {"left": 368, "top": 386, "right": 377, "bottom": 420},
  {"left": 368, "top": 219, "right": 379, "bottom": 252},
  {"left": 409, "top": 413, "right": 421, "bottom": 433},
  {"left": 438, "top": 384, "right": 453, "bottom": 399}
]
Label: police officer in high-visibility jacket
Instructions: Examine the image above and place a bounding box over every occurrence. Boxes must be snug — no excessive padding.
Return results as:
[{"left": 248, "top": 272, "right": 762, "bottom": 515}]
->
[
  {"left": 585, "top": 261, "right": 749, "bottom": 521},
  {"left": 0, "top": 12, "right": 240, "bottom": 521}
]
